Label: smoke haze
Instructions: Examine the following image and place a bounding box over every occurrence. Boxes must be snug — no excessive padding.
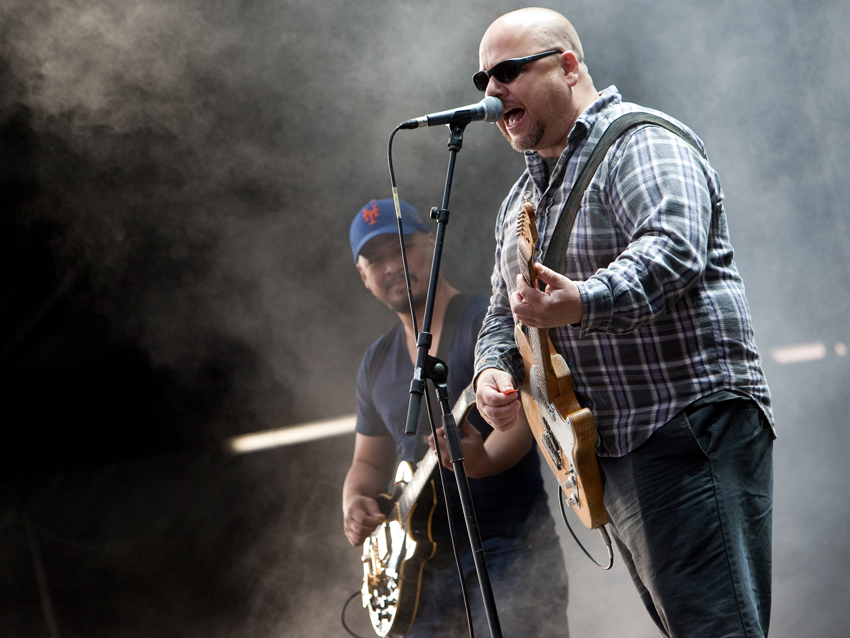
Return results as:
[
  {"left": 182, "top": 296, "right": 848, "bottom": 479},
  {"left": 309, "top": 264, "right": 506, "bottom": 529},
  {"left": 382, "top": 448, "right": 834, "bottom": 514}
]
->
[{"left": 1, "top": 0, "right": 848, "bottom": 636}]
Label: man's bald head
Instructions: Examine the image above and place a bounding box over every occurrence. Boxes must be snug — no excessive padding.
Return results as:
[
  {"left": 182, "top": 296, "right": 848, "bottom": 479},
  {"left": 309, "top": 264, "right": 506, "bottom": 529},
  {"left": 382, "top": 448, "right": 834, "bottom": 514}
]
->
[
  {"left": 477, "top": 8, "right": 597, "bottom": 158},
  {"left": 481, "top": 7, "right": 585, "bottom": 65}
]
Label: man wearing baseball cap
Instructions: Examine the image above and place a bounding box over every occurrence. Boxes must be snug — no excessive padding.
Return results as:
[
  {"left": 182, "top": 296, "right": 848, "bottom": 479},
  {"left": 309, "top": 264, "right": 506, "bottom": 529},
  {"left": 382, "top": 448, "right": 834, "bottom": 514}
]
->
[{"left": 342, "top": 198, "right": 570, "bottom": 637}]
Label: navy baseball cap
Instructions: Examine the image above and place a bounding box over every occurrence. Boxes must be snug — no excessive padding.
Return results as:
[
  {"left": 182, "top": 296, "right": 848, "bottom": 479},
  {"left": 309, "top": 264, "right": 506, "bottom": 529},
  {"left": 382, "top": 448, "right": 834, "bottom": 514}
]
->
[{"left": 350, "top": 198, "right": 430, "bottom": 262}]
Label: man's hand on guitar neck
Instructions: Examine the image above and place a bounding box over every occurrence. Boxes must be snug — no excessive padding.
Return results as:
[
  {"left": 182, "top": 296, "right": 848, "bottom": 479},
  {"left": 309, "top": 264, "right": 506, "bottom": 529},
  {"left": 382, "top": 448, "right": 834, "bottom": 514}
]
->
[
  {"left": 431, "top": 413, "right": 534, "bottom": 478},
  {"left": 512, "top": 262, "right": 583, "bottom": 329},
  {"left": 476, "top": 368, "right": 523, "bottom": 432}
]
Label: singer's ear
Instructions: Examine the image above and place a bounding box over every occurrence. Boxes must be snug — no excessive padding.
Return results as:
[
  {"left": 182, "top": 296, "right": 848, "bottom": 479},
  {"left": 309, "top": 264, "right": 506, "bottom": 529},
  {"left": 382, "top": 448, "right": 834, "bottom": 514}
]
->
[
  {"left": 355, "top": 261, "right": 369, "bottom": 286},
  {"left": 559, "top": 50, "right": 581, "bottom": 86}
]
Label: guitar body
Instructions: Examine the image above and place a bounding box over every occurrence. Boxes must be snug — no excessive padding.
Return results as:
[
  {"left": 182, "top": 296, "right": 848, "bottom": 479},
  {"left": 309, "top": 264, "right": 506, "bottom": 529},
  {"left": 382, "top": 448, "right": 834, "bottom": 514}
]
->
[
  {"left": 361, "top": 461, "right": 438, "bottom": 637},
  {"left": 515, "top": 325, "right": 609, "bottom": 529},
  {"left": 360, "top": 383, "right": 476, "bottom": 636},
  {"left": 513, "top": 194, "right": 609, "bottom": 530}
]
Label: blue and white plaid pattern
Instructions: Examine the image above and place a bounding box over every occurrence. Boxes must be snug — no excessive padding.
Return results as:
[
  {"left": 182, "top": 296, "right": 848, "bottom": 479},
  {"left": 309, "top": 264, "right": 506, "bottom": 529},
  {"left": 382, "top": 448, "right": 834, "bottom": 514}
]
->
[{"left": 475, "top": 86, "right": 774, "bottom": 457}]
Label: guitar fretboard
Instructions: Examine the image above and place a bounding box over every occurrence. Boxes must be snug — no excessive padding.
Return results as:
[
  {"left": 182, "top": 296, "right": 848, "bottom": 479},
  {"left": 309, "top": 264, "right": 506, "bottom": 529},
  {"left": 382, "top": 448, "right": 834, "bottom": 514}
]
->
[
  {"left": 395, "top": 452, "right": 438, "bottom": 522},
  {"left": 517, "top": 250, "right": 553, "bottom": 407},
  {"left": 391, "top": 384, "right": 475, "bottom": 523},
  {"left": 528, "top": 326, "right": 552, "bottom": 406}
]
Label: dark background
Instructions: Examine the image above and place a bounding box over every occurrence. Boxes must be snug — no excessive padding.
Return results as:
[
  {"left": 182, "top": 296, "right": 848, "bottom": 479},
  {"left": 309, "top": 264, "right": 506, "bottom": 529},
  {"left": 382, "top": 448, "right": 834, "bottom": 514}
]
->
[{"left": 1, "top": 0, "right": 848, "bottom": 636}]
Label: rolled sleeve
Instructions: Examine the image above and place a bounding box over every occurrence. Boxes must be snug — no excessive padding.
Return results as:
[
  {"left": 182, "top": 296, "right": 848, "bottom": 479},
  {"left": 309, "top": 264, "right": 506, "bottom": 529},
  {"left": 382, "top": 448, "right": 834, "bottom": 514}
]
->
[{"left": 576, "top": 276, "right": 614, "bottom": 336}]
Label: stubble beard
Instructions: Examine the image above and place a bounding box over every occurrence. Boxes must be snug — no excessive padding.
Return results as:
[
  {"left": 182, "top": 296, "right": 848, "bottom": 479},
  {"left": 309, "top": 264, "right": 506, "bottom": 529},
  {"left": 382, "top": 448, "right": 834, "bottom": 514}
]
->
[
  {"left": 389, "top": 293, "right": 426, "bottom": 315},
  {"left": 501, "top": 120, "right": 544, "bottom": 153},
  {"left": 385, "top": 278, "right": 427, "bottom": 315}
]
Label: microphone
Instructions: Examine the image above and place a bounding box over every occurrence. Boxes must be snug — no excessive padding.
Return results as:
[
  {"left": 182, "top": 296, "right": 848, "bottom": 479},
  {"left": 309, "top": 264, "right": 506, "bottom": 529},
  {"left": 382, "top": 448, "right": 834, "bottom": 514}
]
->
[{"left": 399, "top": 96, "right": 504, "bottom": 130}]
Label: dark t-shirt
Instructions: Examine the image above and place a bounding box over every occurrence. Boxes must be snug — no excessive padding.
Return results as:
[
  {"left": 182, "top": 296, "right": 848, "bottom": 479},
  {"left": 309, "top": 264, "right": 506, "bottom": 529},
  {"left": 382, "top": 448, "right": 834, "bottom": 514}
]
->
[{"left": 356, "top": 294, "right": 546, "bottom": 541}]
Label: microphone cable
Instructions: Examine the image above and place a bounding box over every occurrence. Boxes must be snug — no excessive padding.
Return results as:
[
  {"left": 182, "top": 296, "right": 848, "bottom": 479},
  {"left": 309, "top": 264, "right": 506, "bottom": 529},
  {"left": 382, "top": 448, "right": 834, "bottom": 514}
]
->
[
  {"left": 386, "top": 126, "right": 420, "bottom": 351},
  {"left": 383, "top": 126, "right": 476, "bottom": 638},
  {"left": 340, "top": 589, "right": 370, "bottom": 638}
]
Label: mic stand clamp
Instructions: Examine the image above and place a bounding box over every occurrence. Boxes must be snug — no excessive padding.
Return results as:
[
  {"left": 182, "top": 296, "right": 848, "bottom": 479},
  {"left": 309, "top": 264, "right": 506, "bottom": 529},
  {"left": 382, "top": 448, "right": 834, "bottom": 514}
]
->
[{"left": 403, "top": 119, "right": 503, "bottom": 638}]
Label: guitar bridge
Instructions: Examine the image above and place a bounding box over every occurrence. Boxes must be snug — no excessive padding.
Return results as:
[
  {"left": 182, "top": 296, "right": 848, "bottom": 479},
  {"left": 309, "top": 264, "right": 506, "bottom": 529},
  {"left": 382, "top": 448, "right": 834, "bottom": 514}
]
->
[{"left": 541, "top": 418, "right": 564, "bottom": 471}]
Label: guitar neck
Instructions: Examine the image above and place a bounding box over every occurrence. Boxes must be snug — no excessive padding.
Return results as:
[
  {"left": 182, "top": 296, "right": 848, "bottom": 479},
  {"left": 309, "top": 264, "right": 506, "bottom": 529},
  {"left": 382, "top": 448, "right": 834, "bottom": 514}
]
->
[
  {"left": 396, "top": 451, "right": 438, "bottom": 521},
  {"left": 527, "top": 326, "right": 554, "bottom": 404},
  {"left": 393, "top": 383, "right": 477, "bottom": 522},
  {"left": 518, "top": 255, "right": 555, "bottom": 406}
]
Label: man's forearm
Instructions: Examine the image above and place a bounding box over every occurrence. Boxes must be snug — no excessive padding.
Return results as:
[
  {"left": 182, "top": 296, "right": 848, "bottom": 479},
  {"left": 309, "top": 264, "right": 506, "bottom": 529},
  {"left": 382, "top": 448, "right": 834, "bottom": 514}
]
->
[
  {"left": 342, "top": 460, "right": 391, "bottom": 513},
  {"left": 474, "top": 315, "right": 522, "bottom": 384}
]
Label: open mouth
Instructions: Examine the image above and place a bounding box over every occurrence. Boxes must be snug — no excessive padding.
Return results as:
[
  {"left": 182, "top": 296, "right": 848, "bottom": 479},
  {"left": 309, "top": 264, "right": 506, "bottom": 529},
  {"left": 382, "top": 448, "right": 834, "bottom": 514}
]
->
[{"left": 503, "top": 108, "right": 526, "bottom": 130}]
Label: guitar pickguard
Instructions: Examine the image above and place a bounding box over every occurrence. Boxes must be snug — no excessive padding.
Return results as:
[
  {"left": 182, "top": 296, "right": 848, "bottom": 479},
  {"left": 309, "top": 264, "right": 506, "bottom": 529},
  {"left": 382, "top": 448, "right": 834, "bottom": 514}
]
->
[
  {"left": 361, "top": 462, "right": 435, "bottom": 637},
  {"left": 528, "top": 361, "right": 580, "bottom": 506},
  {"left": 362, "top": 519, "right": 416, "bottom": 635}
]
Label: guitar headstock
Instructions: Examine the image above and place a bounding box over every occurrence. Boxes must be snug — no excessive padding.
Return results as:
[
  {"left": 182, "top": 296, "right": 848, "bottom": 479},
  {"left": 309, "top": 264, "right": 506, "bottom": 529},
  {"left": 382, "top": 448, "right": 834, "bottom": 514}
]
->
[{"left": 516, "top": 193, "right": 538, "bottom": 285}]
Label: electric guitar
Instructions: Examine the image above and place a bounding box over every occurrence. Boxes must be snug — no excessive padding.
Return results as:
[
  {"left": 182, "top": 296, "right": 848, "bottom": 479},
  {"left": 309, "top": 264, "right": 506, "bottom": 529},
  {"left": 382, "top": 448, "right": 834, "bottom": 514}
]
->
[
  {"left": 360, "top": 384, "right": 476, "bottom": 637},
  {"left": 513, "top": 194, "right": 609, "bottom": 530}
]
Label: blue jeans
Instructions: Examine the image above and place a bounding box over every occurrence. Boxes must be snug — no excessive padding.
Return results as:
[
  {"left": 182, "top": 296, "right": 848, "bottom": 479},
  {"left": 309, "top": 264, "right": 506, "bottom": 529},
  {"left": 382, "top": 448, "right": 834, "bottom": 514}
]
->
[
  {"left": 408, "top": 504, "right": 569, "bottom": 638},
  {"left": 598, "top": 395, "right": 773, "bottom": 637}
]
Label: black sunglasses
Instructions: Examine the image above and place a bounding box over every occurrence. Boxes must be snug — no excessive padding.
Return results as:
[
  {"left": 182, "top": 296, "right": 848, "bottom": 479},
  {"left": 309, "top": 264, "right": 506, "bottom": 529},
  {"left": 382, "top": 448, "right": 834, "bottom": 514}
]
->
[{"left": 472, "top": 49, "right": 563, "bottom": 92}]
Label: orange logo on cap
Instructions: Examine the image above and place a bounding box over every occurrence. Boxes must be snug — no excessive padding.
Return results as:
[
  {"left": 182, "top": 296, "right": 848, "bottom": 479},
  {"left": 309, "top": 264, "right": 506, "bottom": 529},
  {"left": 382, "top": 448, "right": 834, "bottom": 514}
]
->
[{"left": 362, "top": 201, "right": 380, "bottom": 226}]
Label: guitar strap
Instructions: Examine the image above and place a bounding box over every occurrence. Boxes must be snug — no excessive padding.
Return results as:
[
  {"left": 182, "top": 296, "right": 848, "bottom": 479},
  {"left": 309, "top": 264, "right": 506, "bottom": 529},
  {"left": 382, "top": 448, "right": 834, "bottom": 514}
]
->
[
  {"left": 541, "top": 112, "right": 707, "bottom": 277},
  {"left": 412, "top": 293, "right": 470, "bottom": 463}
]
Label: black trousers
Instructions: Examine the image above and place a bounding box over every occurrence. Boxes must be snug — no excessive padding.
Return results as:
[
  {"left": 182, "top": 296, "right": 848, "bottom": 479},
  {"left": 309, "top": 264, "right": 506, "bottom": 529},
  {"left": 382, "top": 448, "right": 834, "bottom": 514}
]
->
[{"left": 598, "top": 395, "right": 773, "bottom": 637}]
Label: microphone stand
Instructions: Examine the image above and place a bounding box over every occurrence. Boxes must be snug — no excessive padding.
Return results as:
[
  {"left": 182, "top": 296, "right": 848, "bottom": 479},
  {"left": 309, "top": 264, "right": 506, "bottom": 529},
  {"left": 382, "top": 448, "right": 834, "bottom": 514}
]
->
[{"left": 404, "top": 117, "right": 503, "bottom": 638}]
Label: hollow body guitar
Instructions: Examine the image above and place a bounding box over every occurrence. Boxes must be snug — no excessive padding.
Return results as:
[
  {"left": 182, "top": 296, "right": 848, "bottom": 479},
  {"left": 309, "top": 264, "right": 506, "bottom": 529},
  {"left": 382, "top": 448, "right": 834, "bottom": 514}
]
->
[
  {"left": 514, "top": 195, "right": 609, "bottom": 530},
  {"left": 360, "top": 384, "right": 476, "bottom": 637}
]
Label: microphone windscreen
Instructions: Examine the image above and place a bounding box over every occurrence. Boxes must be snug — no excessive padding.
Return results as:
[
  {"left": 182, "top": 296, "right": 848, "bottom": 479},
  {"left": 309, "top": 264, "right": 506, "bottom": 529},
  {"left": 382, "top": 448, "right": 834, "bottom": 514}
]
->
[{"left": 482, "top": 96, "right": 504, "bottom": 122}]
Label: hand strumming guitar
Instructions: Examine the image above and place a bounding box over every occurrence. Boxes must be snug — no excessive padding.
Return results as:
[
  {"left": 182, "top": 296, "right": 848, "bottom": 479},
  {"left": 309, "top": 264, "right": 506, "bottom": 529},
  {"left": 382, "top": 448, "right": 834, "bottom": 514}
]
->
[
  {"left": 342, "top": 495, "right": 386, "bottom": 546},
  {"left": 475, "top": 368, "right": 523, "bottom": 432}
]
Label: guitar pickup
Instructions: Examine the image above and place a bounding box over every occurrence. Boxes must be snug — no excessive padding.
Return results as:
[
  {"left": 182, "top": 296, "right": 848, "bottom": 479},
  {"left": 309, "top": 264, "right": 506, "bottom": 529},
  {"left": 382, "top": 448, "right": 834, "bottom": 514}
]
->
[{"left": 541, "top": 419, "right": 564, "bottom": 471}]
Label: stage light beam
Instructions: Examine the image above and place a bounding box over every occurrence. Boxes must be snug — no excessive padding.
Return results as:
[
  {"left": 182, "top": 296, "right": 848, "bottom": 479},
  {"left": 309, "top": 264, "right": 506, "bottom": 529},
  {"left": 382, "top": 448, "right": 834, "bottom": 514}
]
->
[{"left": 224, "top": 415, "right": 356, "bottom": 454}]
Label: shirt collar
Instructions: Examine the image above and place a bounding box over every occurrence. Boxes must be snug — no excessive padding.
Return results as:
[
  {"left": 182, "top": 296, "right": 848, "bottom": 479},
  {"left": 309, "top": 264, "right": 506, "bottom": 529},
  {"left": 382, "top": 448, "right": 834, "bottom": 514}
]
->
[{"left": 570, "top": 85, "right": 622, "bottom": 146}]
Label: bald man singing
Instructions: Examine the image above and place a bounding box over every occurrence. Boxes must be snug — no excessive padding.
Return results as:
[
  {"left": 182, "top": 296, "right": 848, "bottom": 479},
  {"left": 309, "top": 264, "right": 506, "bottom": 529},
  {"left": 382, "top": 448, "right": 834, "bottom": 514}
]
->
[{"left": 472, "top": 8, "right": 775, "bottom": 638}]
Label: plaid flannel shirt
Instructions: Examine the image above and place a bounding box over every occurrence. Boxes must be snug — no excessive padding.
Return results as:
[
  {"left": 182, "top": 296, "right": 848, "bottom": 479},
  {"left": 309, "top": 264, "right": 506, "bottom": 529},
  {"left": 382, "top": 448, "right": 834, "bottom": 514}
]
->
[{"left": 474, "top": 86, "right": 773, "bottom": 457}]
